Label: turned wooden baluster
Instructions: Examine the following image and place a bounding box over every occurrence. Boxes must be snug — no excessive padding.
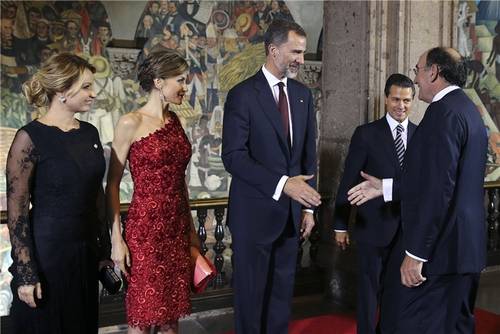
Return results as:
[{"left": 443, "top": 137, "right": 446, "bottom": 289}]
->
[
  {"left": 196, "top": 208, "right": 208, "bottom": 254},
  {"left": 213, "top": 207, "right": 226, "bottom": 287},
  {"left": 487, "top": 188, "right": 499, "bottom": 251}
]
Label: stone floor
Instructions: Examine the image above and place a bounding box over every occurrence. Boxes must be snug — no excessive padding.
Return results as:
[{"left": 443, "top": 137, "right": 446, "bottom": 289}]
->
[{"left": 99, "top": 265, "right": 500, "bottom": 334}]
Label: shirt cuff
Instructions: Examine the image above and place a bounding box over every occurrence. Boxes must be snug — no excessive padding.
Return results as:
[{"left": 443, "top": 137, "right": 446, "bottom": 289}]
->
[
  {"left": 405, "top": 250, "right": 428, "bottom": 262},
  {"left": 334, "top": 230, "right": 347, "bottom": 232},
  {"left": 382, "top": 178, "right": 393, "bottom": 202},
  {"left": 272, "top": 175, "right": 289, "bottom": 201},
  {"left": 302, "top": 209, "right": 314, "bottom": 214}
]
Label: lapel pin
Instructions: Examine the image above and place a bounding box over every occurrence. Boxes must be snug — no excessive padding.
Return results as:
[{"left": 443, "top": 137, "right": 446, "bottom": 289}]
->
[
  {"left": 93, "top": 144, "right": 98, "bottom": 149},
  {"left": 299, "top": 99, "right": 304, "bottom": 103}
]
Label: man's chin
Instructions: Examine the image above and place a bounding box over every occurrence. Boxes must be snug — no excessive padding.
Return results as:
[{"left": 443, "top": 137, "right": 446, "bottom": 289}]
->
[{"left": 286, "top": 69, "right": 299, "bottom": 79}]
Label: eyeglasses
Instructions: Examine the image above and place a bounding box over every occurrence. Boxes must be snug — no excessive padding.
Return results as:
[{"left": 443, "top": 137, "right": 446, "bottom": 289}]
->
[{"left": 412, "top": 64, "right": 427, "bottom": 76}]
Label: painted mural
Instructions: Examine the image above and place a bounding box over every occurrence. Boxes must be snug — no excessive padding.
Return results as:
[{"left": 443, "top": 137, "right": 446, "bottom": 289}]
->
[
  {"left": 0, "top": 0, "right": 115, "bottom": 209},
  {"left": 0, "top": 0, "right": 301, "bottom": 315},
  {"left": 459, "top": 0, "right": 500, "bottom": 183},
  {"left": 132, "top": 0, "right": 295, "bottom": 200},
  {"left": 0, "top": 0, "right": 298, "bottom": 209},
  {"left": 0, "top": 0, "right": 114, "bottom": 316}
]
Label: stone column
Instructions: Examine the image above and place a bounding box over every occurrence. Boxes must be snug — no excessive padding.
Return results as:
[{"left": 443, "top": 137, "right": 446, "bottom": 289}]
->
[{"left": 318, "top": 0, "right": 371, "bottom": 305}]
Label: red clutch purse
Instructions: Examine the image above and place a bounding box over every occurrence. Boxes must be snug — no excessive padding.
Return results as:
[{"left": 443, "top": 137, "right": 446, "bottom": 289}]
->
[{"left": 191, "top": 246, "right": 216, "bottom": 293}]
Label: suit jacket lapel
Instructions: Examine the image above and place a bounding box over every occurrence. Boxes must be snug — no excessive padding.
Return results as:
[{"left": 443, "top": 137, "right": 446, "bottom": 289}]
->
[
  {"left": 407, "top": 122, "right": 416, "bottom": 143},
  {"left": 288, "top": 80, "right": 303, "bottom": 158},
  {"left": 254, "top": 70, "right": 290, "bottom": 157}
]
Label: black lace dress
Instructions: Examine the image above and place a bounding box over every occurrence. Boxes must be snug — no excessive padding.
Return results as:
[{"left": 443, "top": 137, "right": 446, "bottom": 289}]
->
[{"left": 6, "top": 120, "right": 109, "bottom": 334}]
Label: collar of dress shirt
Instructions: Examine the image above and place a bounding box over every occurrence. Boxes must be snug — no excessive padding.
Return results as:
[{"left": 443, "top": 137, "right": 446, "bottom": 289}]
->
[
  {"left": 385, "top": 112, "right": 409, "bottom": 133},
  {"left": 262, "top": 64, "right": 288, "bottom": 91},
  {"left": 432, "top": 85, "right": 460, "bottom": 102}
]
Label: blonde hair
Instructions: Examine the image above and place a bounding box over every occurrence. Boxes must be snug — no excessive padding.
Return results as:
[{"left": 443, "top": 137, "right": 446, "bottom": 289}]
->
[{"left": 22, "top": 53, "right": 96, "bottom": 108}]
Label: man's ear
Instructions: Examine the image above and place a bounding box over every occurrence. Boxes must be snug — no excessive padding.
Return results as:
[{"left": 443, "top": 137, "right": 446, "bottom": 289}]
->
[
  {"left": 269, "top": 44, "right": 279, "bottom": 57},
  {"left": 430, "top": 64, "right": 440, "bottom": 83}
]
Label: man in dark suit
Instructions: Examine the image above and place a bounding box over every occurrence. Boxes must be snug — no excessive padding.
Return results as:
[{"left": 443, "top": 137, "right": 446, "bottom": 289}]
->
[
  {"left": 222, "top": 19, "right": 321, "bottom": 334},
  {"left": 348, "top": 47, "right": 488, "bottom": 334},
  {"left": 334, "top": 74, "right": 417, "bottom": 334}
]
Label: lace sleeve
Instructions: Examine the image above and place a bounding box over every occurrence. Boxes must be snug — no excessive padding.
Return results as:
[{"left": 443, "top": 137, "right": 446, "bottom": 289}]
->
[{"left": 6, "top": 129, "right": 39, "bottom": 286}]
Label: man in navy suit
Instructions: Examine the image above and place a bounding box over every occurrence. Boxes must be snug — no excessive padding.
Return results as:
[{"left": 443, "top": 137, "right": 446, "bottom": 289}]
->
[
  {"left": 333, "top": 74, "right": 417, "bottom": 334},
  {"left": 222, "top": 19, "right": 321, "bottom": 334},
  {"left": 348, "top": 47, "right": 487, "bottom": 333}
]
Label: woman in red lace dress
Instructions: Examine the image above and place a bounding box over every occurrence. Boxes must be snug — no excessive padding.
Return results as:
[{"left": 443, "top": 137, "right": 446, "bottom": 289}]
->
[{"left": 106, "top": 49, "right": 200, "bottom": 334}]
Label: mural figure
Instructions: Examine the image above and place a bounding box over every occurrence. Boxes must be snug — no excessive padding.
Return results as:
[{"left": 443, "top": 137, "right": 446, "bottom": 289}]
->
[
  {"left": 136, "top": 0, "right": 295, "bottom": 199},
  {"left": 460, "top": 0, "right": 500, "bottom": 182}
]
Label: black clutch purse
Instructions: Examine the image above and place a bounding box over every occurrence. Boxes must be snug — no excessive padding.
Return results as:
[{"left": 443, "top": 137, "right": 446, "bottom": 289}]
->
[{"left": 99, "top": 265, "right": 122, "bottom": 294}]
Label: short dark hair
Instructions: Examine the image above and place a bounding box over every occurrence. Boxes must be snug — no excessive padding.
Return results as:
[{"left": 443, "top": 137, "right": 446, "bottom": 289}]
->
[
  {"left": 425, "top": 47, "right": 467, "bottom": 87},
  {"left": 384, "top": 73, "right": 415, "bottom": 97},
  {"left": 264, "top": 19, "right": 306, "bottom": 55}
]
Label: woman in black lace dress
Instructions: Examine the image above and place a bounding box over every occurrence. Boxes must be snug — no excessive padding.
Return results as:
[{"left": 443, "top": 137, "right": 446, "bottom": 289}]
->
[{"left": 5, "top": 53, "right": 111, "bottom": 334}]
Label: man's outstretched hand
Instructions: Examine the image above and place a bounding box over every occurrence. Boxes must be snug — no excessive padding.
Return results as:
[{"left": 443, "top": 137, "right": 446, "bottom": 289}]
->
[
  {"left": 347, "top": 171, "right": 383, "bottom": 206},
  {"left": 283, "top": 175, "right": 321, "bottom": 208}
]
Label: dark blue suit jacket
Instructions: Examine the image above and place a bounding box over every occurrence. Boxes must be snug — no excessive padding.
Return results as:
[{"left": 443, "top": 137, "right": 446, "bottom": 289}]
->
[
  {"left": 222, "top": 70, "right": 317, "bottom": 242},
  {"left": 334, "top": 118, "right": 416, "bottom": 247},
  {"left": 401, "top": 89, "right": 487, "bottom": 275}
]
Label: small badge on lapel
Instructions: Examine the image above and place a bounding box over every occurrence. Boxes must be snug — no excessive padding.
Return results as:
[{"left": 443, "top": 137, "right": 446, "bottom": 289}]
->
[
  {"left": 93, "top": 144, "right": 98, "bottom": 149},
  {"left": 299, "top": 98, "right": 304, "bottom": 103}
]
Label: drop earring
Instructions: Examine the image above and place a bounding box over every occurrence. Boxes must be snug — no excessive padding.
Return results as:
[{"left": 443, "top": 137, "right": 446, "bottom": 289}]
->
[
  {"left": 59, "top": 95, "right": 67, "bottom": 103},
  {"left": 159, "top": 87, "right": 166, "bottom": 103}
]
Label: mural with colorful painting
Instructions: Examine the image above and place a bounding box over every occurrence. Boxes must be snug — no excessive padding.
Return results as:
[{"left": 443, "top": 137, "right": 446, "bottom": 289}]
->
[
  {"left": 0, "top": 0, "right": 117, "bottom": 207},
  {"left": 0, "top": 1, "right": 300, "bottom": 314},
  {"left": 0, "top": 0, "right": 115, "bottom": 316},
  {"left": 458, "top": 0, "right": 500, "bottom": 184},
  {"left": 0, "top": 0, "right": 299, "bottom": 208},
  {"left": 132, "top": 0, "right": 297, "bottom": 200}
]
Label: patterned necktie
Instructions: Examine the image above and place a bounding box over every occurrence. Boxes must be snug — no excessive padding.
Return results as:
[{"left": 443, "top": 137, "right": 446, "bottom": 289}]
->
[
  {"left": 395, "top": 124, "right": 405, "bottom": 167},
  {"left": 277, "top": 82, "right": 290, "bottom": 143}
]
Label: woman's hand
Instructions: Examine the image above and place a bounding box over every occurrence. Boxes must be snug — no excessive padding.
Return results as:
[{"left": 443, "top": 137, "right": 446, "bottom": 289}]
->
[
  {"left": 18, "top": 283, "right": 42, "bottom": 308},
  {"left": 189, "top": 230, "right": 201, "bottom": 251},
  {"left": 111, "top": 237, "right": 130, "bottom": 275}
]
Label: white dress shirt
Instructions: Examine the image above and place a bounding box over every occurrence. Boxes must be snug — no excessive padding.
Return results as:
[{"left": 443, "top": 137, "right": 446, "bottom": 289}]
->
[
  {"left": 261, "top": 65, "right": 293, "bottom": 202},
  {"left": 261, "top": 65, "right": 313, "bottom": 213},
  {"left": 382, "top": 113, "right": 409, "bottom": 201},
  {"left": 334, "top": 114, "right": 409, "bottom": 233}
]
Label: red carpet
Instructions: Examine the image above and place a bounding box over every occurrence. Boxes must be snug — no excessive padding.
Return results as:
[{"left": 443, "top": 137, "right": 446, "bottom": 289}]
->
[
  {"left": 224, "top": 308, "right": 500, "bottom": 334},
  {"left": 476, "top": 308, "right": 500, "bottom": 334}
]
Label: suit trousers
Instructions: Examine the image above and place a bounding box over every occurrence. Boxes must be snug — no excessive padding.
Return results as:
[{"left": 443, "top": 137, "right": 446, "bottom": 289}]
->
[
  {"left": 379, "top": 233, "right": 480, "bottom": 334},
  {"left": 356, "top": 241, "right": 394, "bottom": 334},
  {"left": 232, "top": 218, "right": 298, "bottom": 334}
]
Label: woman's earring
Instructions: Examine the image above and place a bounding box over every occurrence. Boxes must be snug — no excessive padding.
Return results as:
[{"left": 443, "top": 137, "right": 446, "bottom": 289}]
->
[
  {"left": 159, "top": 87, "right": 166, "bottom": 103},
  {"left": 59, "top": 95, "right": 67, "bottom": 103}
]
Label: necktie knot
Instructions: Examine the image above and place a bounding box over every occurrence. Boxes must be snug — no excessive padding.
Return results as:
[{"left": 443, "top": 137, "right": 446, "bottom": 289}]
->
[
  {"left": 396, "top": 124, "right": 404, "bottom": 134},
  {"left": 277, "top": 82, "right": 285, "bottom": 90}
]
